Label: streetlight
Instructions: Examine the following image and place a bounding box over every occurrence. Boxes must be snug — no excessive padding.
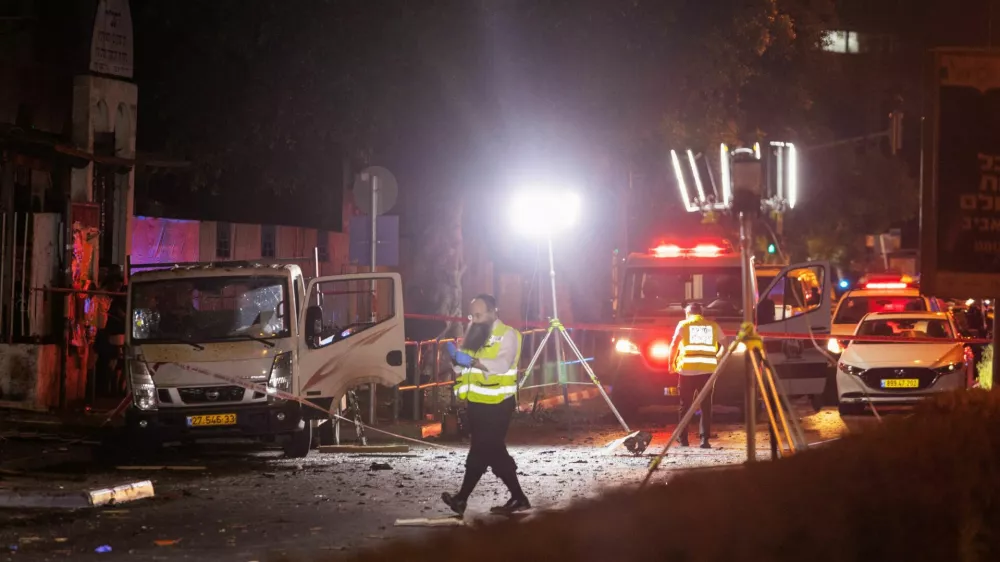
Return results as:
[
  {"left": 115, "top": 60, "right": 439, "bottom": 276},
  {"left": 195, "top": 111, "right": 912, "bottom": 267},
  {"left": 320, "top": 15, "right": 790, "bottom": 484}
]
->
[{"left": 510, "top": 190, "right": 650, "bottom": 454}]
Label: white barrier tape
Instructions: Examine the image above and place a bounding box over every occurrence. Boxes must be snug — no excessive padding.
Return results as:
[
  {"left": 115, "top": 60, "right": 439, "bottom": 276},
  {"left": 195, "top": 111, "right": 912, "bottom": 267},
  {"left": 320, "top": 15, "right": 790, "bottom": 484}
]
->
[{"left": 165, "top": 362, "right": 454, "bottom": 450}]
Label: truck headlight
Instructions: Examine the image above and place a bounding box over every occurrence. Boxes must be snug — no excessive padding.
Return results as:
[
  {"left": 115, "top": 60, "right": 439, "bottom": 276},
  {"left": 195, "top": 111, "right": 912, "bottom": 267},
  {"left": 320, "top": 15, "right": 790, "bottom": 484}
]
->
[
  {"left": 128, "top": 359, "right": 157, "bottom": 411},
  {"left": 267, "top": 352, "right": 292, "bottom": 394},
  {"left": 827, "top": 338, "right": 843, "bottom": 354},
  {"left": 614, "top": 339, "right": 640, "bottom": 354}
]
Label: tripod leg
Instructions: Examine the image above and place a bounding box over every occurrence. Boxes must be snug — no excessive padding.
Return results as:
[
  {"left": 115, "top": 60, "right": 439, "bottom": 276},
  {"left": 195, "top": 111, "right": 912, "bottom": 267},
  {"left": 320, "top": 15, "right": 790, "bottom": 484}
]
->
[
  {"left": 558, "top": 328, "right": 631, "bottom": 433},
  {"left": 641, "top": 337, "right": 742, "bottom": 489},
  {"left": 517, "top": 327, "right": 555, "bottom": 389},
  {"left": 749, "top": 348, "right": 787, "bottom": 455},
  {"left": 755, "top": 349, "right": 802, "bottom": 451}
]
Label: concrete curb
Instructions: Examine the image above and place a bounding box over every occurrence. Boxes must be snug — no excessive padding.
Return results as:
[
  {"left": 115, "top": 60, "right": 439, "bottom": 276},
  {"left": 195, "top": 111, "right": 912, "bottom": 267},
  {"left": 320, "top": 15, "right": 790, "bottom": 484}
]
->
[{"left": 0, "top": 480, "right": 154, "bottom": 509}]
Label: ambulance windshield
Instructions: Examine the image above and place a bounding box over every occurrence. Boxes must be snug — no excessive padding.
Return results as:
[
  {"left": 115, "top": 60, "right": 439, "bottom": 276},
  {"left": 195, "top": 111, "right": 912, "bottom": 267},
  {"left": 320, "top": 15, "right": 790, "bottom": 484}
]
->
[{"left": 620, "top": 267, "right": 744, "bottom": 318}]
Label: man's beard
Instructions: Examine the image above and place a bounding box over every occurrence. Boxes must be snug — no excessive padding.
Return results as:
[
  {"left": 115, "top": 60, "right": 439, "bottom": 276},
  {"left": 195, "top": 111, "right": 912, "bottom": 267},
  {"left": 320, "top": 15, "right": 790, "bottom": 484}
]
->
[{"left": 462, "top": 321, "right": 492, "bottom": 351}]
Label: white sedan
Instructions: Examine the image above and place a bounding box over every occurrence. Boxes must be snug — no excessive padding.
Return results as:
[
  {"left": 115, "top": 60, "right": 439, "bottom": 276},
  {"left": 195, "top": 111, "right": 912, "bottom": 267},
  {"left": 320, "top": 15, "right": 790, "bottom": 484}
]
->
[{"left": 836, "top": 311, "right": 972, "bottom": 416}]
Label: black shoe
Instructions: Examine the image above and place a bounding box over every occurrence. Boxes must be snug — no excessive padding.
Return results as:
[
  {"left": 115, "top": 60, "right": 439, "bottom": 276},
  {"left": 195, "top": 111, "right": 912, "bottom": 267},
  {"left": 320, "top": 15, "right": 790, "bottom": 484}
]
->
[
  {"left": 441, "top": 492, "right": 467, "bottom": 515},
  {"left": 490, "top": 496, "right": 531, "bottom": 515},
  {"left": 678, "top": 435, "right": 689, "bottom": 447},
  {"left": 700, "top": 439, "right": 711, "bottom": 449}
]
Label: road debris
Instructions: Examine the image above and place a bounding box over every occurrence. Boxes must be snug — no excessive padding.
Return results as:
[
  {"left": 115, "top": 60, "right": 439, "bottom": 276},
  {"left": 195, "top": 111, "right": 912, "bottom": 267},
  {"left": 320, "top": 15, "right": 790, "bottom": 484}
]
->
[
  {"left": 0, "top": 480, "right": 153, "bottom": 509},
  {"left": 116, "top": 466, "right": 207, "bottom": 471},
  {"left": 88, "top": 480, "right": 155, "bottom": 507},
  {"left": 368, "top": 462, "right": 392, "bottom": 471},
  {"left": 394, "top": 516, "right": 466, "bottom": 527},
  {"left": 319, "top": 445, "right": 410, "bottom": 454}
]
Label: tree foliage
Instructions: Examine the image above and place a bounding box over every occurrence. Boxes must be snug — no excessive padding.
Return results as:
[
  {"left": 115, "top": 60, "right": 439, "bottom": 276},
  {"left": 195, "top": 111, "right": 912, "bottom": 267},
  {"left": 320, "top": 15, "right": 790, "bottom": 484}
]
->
[
  {"left": 784, "top": 147, "right": 918, "bottom": 266},
  {"left": 134, "top": 0, "right": 892, "bottom": 316}
]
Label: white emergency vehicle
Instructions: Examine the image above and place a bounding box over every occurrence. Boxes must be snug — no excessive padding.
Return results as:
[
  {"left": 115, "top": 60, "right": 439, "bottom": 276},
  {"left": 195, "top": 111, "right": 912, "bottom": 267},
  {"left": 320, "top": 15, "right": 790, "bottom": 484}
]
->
[
  {"left": 827, "top": 275, "right": 950, "bottom": 356},
  {"left": 124, "top": 262, "right": 406, "bottom": 457},
  {"left": 836, "top": 311, "right": 972, "bottom": 415},
  {"left": 607, "top": 239, "right": 834, "bottom": 417}
]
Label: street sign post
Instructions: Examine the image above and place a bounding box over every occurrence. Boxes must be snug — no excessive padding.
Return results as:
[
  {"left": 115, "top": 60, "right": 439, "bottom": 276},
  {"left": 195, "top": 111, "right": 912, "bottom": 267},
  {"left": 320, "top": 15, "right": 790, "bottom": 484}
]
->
[
  {"left": 921, "top": 49, "right": 1000, "bottom": 298},
  {"left": 920, "top": 49, "right": 1000, "bottom": 391},
  {"left": 352, "top": 165, "right": 399, "bottom": 425}
]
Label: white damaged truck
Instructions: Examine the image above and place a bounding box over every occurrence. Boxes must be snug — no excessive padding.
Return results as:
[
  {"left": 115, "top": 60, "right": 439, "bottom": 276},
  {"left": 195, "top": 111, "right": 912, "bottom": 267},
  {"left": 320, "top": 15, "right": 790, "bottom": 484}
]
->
[{"left": 124, "top": 262, "right": 406, "bottom": 457}]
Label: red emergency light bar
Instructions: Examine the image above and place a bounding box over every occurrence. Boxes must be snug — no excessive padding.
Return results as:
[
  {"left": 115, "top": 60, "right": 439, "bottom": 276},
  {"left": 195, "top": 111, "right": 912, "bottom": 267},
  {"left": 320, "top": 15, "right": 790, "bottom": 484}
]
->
[
  {"left": 864, "top": 282, "right": 909, "bottom": 290},
  {"left": 650, "top": 242, "right": 729, "bottom": 258},
  {"left": 861, "top": 274, "right": 916, "bottom": 290}
]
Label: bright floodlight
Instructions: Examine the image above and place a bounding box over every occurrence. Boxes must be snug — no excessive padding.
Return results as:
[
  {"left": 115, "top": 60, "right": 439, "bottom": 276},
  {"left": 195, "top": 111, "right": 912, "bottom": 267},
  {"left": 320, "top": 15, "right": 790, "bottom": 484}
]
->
[
  {"left": 720, "top": 143, "right": 732, "bottom": 207},
  {"left": 787, "top": 143, "right": 798, "bottom": 209},
  {"left": 510, "top": 191, "right": 580, "bottom": 237},
  {"left": 670, "top": 150, "right": 698, "bottom": 212},
  {"left": 686, "top": 150, "right": 706, "bottom": 203}
]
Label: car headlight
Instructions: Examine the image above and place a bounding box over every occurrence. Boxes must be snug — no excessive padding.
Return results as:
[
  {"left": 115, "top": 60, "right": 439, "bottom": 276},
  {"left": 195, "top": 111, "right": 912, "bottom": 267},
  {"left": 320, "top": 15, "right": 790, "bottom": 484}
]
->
[
  {"left": 614, "top": 339, "right": 640, "bottom": 355},
  {"left": 838, "top": 362, "right": 863, "bottom": 376},
  {"left": 128, "top": 359, "right": 157, "bottom": 411},
  {"left": 934, "top": 362, "right": 963, "bottom": 375},
  {"left": 267, "top": 352, "right": 293, "bottom": 394},
  {"left": 827, "top": 338, "right": 843, "bottom": 354}
]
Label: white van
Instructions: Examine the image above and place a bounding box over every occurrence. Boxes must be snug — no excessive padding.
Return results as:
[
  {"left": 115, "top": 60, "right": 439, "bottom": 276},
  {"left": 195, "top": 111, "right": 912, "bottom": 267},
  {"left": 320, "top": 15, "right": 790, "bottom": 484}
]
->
[{"left": 124, "top": 262, "right": 406, "bottom": 457}]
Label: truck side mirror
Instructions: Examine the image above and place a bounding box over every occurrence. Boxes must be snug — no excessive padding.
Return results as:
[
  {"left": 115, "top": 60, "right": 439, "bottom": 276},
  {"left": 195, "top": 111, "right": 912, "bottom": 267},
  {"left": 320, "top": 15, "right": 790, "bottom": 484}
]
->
[
  {"left": 276, "top": 300, "right": 285, "bottom": 319},
  {"left": 305, "top": 305, "right": 323, "bottom": 348}
]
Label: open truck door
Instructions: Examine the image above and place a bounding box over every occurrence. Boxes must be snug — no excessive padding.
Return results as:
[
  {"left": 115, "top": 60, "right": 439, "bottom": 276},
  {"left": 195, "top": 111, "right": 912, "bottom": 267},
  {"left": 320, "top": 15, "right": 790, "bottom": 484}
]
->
[
  {"left": 297, "top": 273, "right": 406, "bottom": 409},
  {"left": 754, "top": 261, "right": 833, "bottom": 404}
]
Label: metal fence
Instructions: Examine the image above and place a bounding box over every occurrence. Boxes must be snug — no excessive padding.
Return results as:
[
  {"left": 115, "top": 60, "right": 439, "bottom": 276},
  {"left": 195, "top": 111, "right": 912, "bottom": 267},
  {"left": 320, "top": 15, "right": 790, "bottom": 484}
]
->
[{"left": 388, "top": 326, "right": 610, "bottom": 422}]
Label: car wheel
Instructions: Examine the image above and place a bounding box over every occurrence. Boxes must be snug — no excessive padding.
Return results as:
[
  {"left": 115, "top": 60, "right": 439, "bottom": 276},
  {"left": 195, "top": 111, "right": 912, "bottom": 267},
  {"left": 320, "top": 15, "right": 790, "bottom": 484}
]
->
[
  {"left": 838, "top": 402, "right": 865, "bottom": 417},
  {"left": 317, "top": 418, "right": 337, "bottom": 446},
  {"left": 282, "top": 422, "right": 313, "bottom": 458}
]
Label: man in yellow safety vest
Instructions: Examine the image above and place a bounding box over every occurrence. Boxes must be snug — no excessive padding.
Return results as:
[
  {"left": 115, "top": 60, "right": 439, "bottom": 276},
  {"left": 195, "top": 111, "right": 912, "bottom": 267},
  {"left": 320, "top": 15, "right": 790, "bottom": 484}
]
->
[
  {"left": 668, "top": 302, "right": 724, "bottom": 449},
  {"left": 442, "top": 294, "right": 529, "bottom": 515}
]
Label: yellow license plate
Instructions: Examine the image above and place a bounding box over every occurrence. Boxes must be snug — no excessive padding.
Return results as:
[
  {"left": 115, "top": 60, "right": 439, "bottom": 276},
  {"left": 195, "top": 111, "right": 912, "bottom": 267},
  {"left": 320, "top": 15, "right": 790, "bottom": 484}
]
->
[
  {"left": 881, "top": 379, "right": 919, "bottom": 389},
  {"left": 664, "top": 387, "right": 679, "bottom": 396},
  {"left": 187, "top": 413, "right": 237, "bottom": 427}
]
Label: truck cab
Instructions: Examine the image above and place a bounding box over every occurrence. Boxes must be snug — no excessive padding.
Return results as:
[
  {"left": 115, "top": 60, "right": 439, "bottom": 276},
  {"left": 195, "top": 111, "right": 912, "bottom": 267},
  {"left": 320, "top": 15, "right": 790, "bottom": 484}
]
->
[
  {"left": 606, "top": 240, "right": 834, "bottom": 418},
  {"left": 124, "top": 262, "right": 406, "bottom": 457}
]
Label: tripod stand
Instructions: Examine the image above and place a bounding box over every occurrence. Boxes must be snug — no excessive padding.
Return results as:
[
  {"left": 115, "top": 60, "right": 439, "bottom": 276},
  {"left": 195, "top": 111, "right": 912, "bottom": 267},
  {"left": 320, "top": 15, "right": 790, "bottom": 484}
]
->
[
  {"left": 516, "top": 237, "right": 650, "bottom": 454},
  {"left": 639, "top": 322, "right": 809, "bottom": 488}
]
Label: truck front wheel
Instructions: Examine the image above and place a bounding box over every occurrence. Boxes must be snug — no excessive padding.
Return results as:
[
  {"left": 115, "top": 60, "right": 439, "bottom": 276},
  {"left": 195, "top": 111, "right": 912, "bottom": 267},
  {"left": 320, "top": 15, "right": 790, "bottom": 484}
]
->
[{"left": 282, "top": 421, "right": 313, "bottom": 458}]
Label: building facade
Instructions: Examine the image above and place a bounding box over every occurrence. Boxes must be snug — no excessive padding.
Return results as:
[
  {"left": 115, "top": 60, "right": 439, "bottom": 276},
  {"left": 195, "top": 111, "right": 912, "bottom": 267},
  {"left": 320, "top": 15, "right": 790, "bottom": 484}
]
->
[{"left": 0, "top": 0, "right": 137, "bottom": 410}]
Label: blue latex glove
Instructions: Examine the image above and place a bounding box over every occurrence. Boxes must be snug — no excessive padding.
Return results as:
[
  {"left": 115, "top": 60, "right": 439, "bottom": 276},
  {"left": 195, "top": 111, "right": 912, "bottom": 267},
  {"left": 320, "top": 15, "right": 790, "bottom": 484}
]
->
[
  {"left": 454, "top": 351, "right": 474, "bottom": 368},
  {"left": 446, "top": 341, "right": 474, "bottom": 368}
]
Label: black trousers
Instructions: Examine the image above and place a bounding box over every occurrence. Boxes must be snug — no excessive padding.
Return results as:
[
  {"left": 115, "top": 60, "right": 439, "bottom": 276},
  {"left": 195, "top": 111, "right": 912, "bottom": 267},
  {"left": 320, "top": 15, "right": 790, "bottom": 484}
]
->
[
  {"left": 678, "top": 373, "right": 714, "bottom": 440},
  {"left": 465, "top": 397, "right": 517, "bottom": 477}
]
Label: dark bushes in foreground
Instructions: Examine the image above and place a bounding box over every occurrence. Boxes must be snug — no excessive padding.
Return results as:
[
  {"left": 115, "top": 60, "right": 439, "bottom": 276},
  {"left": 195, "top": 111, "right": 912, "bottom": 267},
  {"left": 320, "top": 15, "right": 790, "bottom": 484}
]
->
[{"left": 330, "top": 391, "right": 1000, "bottom": 562}]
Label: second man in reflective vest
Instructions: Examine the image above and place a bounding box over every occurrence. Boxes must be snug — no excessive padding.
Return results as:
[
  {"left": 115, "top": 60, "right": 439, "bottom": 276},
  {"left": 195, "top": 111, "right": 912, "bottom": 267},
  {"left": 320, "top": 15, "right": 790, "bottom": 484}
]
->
[
  {"left": 442, "top": 294, "right": 530, "bottom": 515},
  {"left": 668, "top": 303, "right": 724, "bottom": 449}
]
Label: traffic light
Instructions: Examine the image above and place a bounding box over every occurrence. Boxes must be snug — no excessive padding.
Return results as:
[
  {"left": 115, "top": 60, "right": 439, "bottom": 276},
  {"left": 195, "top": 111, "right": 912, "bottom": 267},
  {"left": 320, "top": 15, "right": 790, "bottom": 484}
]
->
[{"left": 767, "top": 243, "right": 777, "bottom": 254}]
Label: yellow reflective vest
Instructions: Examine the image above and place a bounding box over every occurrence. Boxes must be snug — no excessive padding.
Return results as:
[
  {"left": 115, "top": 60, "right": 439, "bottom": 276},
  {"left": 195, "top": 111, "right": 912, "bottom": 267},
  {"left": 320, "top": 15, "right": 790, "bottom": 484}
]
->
[
  {"left": 454, "top": 321, "right": 522, "bottom": 404},
  {"left": 673, "top": 315, "right": 723, "bottom": 374}
]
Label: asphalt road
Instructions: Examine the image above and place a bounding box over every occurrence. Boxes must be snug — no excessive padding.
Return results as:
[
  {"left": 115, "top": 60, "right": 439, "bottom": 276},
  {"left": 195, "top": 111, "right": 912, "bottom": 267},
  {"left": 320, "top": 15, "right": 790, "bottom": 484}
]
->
[{"left": 0, "top": 402, "right": 870, "bottom": 561}]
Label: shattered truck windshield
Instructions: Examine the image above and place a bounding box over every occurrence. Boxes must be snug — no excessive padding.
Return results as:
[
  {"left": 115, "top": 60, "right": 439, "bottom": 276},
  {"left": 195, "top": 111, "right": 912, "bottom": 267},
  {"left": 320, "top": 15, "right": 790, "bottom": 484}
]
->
[
  {"left": 131, "top": 276, "right": 290, "bottom": 343},
  {"left": 621, "top": 267, "right": 744, "bottom": 319}
]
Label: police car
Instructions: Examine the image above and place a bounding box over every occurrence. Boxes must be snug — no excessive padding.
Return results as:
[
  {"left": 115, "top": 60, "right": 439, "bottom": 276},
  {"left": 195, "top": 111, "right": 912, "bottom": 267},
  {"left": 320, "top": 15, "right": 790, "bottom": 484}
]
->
[
  {"left": 826, "top": 275, "right": 949, "bottom": 356},
  {"left": 836, "top": 311, "right": 972, "bottom": 415}
]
